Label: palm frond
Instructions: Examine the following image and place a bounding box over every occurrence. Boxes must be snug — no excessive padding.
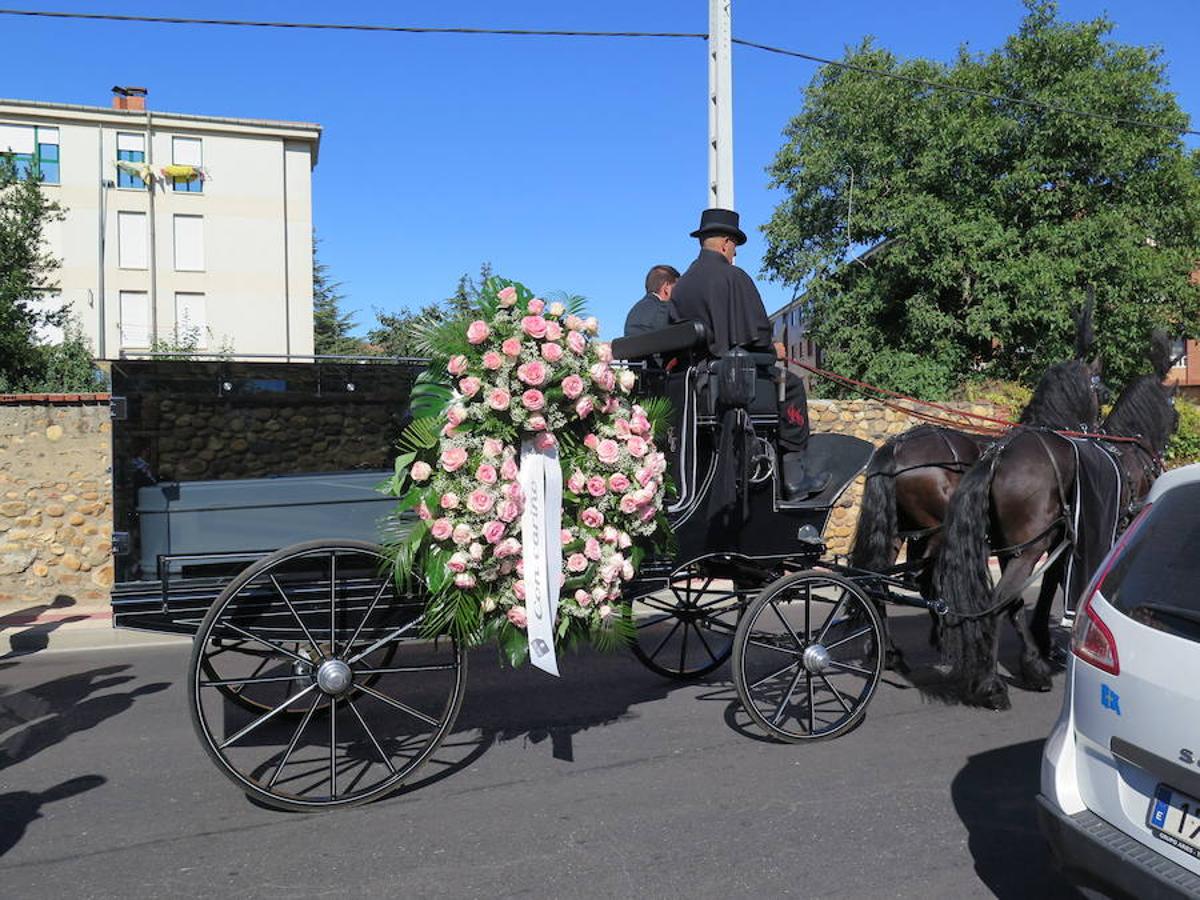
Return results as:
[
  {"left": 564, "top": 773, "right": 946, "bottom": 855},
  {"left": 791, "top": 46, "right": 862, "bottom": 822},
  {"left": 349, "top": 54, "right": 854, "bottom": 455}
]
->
[
  {"left": 637, "top": 396, "right": 673, "bottom": 438},
  {"left": 397, "top": 415, "right": 442, "bottom": 452},
  {"left": 541, "top": 289, "right": 588, "bottom": 318},
  {"left": 409, "top": 370, "right": 453, "bottom": 419}
]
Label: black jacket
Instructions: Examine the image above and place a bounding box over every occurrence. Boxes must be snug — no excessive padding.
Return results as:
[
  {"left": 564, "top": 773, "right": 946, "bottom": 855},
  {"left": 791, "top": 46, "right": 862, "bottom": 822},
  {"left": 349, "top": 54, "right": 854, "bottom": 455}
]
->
[
  {"left": 668, "top": 249, "right": 773, "bottom": 356},
  {"left": 623, "top": 292, "right": 672, "bottom": 337}
]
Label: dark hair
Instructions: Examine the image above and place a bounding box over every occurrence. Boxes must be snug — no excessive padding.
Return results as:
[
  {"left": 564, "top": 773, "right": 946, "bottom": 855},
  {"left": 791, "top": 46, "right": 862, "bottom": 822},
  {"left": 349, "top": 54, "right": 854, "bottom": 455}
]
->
[{"left": 645, "top": 264, "right": 680, "bottom": 295}]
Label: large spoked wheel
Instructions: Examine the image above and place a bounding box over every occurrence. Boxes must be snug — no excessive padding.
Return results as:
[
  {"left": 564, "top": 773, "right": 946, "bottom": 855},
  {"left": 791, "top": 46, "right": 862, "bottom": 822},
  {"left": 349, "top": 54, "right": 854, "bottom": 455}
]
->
[
  {"left": 733, "top": 570, "right": 883, "bottom": 743},
  {"left": 189, "top": 540, "right": 467, "bottom": 811},
  {"left": 629, "top": 565, "right": 756, "bottom": 680}
]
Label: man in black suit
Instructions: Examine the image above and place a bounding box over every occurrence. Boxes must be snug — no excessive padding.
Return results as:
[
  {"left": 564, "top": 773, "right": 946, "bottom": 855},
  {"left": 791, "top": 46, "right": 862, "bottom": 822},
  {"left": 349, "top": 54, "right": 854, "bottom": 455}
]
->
[{"left": 623, "top": 264, "right": 680, "bottom": 337}]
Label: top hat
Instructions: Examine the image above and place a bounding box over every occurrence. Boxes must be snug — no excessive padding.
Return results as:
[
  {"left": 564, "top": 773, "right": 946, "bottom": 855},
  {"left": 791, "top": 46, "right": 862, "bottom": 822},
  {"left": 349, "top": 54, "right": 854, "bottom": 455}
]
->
[{"left": 690, "top": 208, "right": 747, "bottom": 245}]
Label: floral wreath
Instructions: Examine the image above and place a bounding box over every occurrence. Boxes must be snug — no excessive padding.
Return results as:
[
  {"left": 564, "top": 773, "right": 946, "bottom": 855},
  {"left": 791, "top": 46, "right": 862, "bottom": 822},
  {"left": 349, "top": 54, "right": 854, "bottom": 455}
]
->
[{"left": 385, "top": 278, "right": 670, "bottom": 665}]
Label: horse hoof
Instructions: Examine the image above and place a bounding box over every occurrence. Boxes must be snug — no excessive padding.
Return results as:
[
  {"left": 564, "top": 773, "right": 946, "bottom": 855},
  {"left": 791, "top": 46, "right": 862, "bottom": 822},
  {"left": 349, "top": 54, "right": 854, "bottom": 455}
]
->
[{"left": 970, "top": 682, "right": 1011, "bottom": 711}]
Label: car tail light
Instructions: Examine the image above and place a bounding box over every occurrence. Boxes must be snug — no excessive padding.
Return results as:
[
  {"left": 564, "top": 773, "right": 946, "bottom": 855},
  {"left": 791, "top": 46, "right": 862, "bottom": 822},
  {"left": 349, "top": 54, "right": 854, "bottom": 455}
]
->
[{"left": 1069, "top": 504, "right": 1153, "bottom": 675}]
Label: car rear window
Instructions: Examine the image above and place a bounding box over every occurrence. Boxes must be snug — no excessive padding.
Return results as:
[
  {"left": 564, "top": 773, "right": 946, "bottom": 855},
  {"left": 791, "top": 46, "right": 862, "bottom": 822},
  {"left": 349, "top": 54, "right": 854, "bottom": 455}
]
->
[{"left": 1104, "top": 481, "right": 1200, "bottom": 642}]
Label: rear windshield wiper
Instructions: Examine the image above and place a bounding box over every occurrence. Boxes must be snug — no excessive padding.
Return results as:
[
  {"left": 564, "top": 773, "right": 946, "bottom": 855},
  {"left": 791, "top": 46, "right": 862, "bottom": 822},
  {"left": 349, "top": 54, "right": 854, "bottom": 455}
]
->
[{"left": 1130, "top": 603, "right": 1200, "bottom": 630}]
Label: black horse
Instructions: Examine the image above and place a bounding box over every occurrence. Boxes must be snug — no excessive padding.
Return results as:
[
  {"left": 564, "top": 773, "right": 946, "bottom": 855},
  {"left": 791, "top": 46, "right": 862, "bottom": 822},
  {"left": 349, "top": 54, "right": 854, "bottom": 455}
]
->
[{"left": 934, "top": 334, "right": 1179, "bottom": 709}]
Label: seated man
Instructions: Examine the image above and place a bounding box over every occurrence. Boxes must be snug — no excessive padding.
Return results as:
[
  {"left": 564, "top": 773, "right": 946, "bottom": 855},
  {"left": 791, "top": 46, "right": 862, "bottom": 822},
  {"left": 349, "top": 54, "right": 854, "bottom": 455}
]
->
[
  {"left": 669, "top": 208, "right": 828, "bottom": 499},
  {"left": 624, "top": 264, "right": 680, "bottom": 337}
]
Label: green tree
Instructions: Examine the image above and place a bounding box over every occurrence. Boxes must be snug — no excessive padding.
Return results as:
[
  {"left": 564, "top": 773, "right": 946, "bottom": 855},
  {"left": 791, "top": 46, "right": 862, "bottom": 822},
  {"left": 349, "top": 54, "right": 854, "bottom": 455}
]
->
[
  {"left": 763, "top": 1, "right": 1200, "bottom": 397},
  {"left": 368, "top": 263, "right": 494, "bottom": 358},
  {"left": 0, "top": 154, "right": 66, "bottom": 390},
  {"left": 312, "top": 232, "right": 366, "bottom": 356}
]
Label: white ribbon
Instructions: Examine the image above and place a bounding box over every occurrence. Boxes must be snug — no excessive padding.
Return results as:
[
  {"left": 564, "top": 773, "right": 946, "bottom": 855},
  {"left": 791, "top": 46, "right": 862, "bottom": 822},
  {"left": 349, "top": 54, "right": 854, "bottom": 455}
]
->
[{"left": 519, "top": 439, "right": 563, "bottom": 676}]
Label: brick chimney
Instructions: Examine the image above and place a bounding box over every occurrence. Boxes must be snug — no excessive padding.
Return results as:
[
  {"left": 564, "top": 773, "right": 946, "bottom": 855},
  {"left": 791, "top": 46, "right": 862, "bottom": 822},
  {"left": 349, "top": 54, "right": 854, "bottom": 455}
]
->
[{"left": 111, "top": 86, "right": 148, "bottom": 111}]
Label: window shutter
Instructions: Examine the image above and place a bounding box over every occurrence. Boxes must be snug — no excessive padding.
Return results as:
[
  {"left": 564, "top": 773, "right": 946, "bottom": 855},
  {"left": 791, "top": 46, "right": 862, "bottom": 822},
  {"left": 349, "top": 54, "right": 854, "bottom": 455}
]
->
[
  {"left": 117, "top": 211, "right": 148, "bottom": 269},
  {"left": 172, "top": 136, "right": 202, "bottom": 166},
  {"left": 120, "top": 291, "right": 151, "bottom": 347},
  {"left": 175, "top": 293, "right": 207, "bottom": 349},
  {"left": 173, "top": 215, "right": 205, "bottom": 271},
  {"left": 0, "top": 123, "right": 35, "bottom": 154}
]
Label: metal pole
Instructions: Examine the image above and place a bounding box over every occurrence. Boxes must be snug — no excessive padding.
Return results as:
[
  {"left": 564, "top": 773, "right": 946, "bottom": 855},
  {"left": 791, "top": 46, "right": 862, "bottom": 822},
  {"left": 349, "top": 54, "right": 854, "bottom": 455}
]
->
[
  {"left": 96, "top": 122, "right": 106, "bottom": 358},
  {"left": 708, "top": 0, "right": 734, "bottom": 209}
]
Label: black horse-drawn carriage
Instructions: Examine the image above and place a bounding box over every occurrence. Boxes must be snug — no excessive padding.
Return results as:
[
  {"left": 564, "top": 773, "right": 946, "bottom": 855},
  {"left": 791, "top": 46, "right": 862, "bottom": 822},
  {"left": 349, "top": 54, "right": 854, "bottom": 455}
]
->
[{"left": 110, "top": 329, "right": 937, "bottom": 810}]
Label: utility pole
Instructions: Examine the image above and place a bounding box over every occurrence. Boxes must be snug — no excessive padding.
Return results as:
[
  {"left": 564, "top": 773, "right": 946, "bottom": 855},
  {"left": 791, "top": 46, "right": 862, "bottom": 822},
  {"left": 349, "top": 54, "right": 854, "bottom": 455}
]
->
[{"left": 708, "top": 0, "right": 733, "bottom": 209}]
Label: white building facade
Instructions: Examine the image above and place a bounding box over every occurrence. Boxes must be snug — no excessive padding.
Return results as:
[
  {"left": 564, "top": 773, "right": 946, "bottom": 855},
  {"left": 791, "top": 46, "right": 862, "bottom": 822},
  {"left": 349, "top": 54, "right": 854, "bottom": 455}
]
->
[{"left": 0, "top": 92, "right": 321, "bottom": 359}]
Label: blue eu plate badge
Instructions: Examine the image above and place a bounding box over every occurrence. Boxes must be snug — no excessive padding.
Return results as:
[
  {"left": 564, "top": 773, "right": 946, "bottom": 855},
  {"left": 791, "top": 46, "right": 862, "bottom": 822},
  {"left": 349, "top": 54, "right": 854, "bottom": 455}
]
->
[{"left": 1151, "top": 785, "right": 1171, "bottom": 830}]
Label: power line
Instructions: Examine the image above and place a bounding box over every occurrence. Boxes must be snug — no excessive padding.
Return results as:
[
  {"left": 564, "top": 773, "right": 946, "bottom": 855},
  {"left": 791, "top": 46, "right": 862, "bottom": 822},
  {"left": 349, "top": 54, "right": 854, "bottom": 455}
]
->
[{"left": 0, "top": 7, "right": 1194, "bottom": 138}]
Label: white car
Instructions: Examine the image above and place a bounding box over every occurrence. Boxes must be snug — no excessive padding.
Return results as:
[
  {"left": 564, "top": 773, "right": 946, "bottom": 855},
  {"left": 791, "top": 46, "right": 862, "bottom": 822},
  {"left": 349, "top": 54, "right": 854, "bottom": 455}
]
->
[{"left": 1040, "top": 463, "right": 1200, "bottom": 897}]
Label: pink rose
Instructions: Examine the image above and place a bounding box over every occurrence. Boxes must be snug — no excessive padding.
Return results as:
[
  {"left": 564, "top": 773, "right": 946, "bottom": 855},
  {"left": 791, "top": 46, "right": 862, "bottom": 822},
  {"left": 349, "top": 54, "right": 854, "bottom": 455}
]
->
[
  {"left": 502, "top": 337, "right": 522, "bottom": 357},
  {"left": 482, "top": 520, "right": 505, "bottom": 544},
  {"left": 636, "top": 467, "right": 654, "bottom": 488},
  {"left": 495, "top": 537, "right": 521, "bottom": 558},
  {"left": 439, "top": 491, "right": 460, "bottom": 510},
  {"left": 618, "top": 531, "right": 632, "bottom": 549},
  {"left": 561, "top": 528, "right": 574, "bottom": 544},
  {"left": 581, "top": 507, "right": 604, "bottom": 528},
  {"left": 483, "top": 438, "right": 504, "bottom": 458},
  {"left": 567, "top": 553, "right": 589, "bottom": 573},
  {"left": 452, "top": 524, "right": 474, "bottom": 546},
  {"left": 482, "top": 350, "right": 503, "bottom": 370},
  {"left": 431, "top": 518, "right": 453, "bottom": 541},
  {"left": 626, "top": 436, "right": 648, "bottom": 458},
  {"left": 567, "top": 331, "right": 587, "bottom": 355},
  {"left": 620, "top": 493, "right": 640, "bottom": 514},
  {"left": 602, "top": 525, "right": 618, "bottom": 543},
  {"left": 521, "top": 389, "right": 545, "bottom": 411},
  {"left": 614, "top": 419, "right": 631, "bottom": 437},
  {"left": 527, "top": 297, "right": 545, "bottom": 314},
  {"left": 505, "top": 482, "right": 523, "bottom": 502},
  {"left": 500, "top": 458, "right": 518, "bottom": 481},
  {"left": 496, "top": 285, "right": 518, "bottom": 307},
  {"left": 487, "top": 388, "right": 511, "bottom": 411},
  {"left": 584, "top": 538, "right": 602, "bottom": 561},
  {"left": 584, "top": 433, "right": 599, "bottom": 449},
  {"left": 455, "top": 572, "right": 477, "bottom": 589},
  {"left": 618, "top": 369, "right": 637, "bottom": 392},
  {"left": 514, "top": 580, "right": 526, "bottom": 600},
  {"left": 458, "top": 377, "right": 481, "bottom": 398},
  {"left": 417, "top": 501, "right": 432, "bottom": 521},
  {"left": 599, "top": 603, "right": 613, "bottom": 620},
  {"left": 476, "top": 463, "right": 498, "bottom": 484},
  {"left": 575, "top": 397, "right": 594, "bottom": 418},
  {"left": 498, "top": 499, "right": 520, "bottom": 523},
  {"left": 447, "top": 552, "right": 469, "bottom": 573},
  {"left": 507, "top": 605, "right": 527, "bottom": 627},
  {"left": 541, "top": 342, "right": 563, "bottom": 363},
  {"left": 601, "top": 395, "right": 620, "bottom": 414},
  {"left": 608, "top": 473, "right": 631, "bottom": 493},
  {"left": 440, "top": 447, "right": 469, "bottom": 472},
  {"left": 411, "top": 460, "right": 432, "bottom": 481},
  {"left": 561, "top": 374, "right": 584, "bottom": 399},
  {"left": 517, "top": 360, "right": 547, "bottom": 386},
  {"left": 467, "top": 490, "right": 494, "bottom": 514},
  {"left": 631, "top": 413, "right": 650, "bottom": 435},
  {"left": 565, "top": 314, "right": 584, "bottom": 331},
  {"left": 595, "top": 342, "right": 613, "bottom": 363},
  {"left": 596, "top": 439, "right": 620, "bottom": 465},
  {"left": 446, "top": 405, "right": 467, "bottom": 428},
  {"left": 587, "top": 476, "right": 607, "bottom": 497},
  {"left": 545, "top": 321, "right": 564, "bottom": 341},
  {"left": 549, "top": 302, "right": 566, "bottom": 317},
  {"left": 575, "top": 589, "right": 591, "bottom": 606},
  {"left": 448, "top": 355, "right": 468, "bottom": 376},
  {"left": 585, "top": 317, "right": 599, "bottom": 334},
  {"left": 527, "top": 415, "right": 547, "bottom": 431},
  {"left": 589, "top": 362, "right": 610, "bottom": 386},
  {"left": 567, "top": 470, "right": 586, "bottom": 493},
  {"left": 591, "top": 586, "right": 607, "bottom": 604},
  {"left": 466, "top": 320, "right": 490, "bottom": 344},
  {"left": 521, "top": 316, "right": 548, "bottom": 339},
  {"left": 533, "top": 432, "right": 557, "bottom": 451}
]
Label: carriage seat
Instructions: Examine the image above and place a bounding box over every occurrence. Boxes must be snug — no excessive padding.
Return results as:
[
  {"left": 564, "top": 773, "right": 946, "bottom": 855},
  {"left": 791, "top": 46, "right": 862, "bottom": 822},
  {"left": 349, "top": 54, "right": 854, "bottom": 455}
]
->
[{"left": 611, "top": 320, "right": 707, "bottom": 363}]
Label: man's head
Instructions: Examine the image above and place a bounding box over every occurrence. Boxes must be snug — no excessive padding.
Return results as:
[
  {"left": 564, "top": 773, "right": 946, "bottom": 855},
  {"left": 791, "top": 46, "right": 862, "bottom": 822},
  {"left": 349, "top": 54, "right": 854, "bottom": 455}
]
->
[
  {"left": 690, "top": 208, "right": 747, "bottom": 263},
  {"left": 645, "top": 264, "right": 680, "bottom": 301}
]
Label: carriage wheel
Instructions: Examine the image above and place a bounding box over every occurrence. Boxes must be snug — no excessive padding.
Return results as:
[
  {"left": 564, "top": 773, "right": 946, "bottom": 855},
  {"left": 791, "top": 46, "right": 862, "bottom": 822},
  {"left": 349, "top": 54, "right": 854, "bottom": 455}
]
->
[
  {"left": 189, "top": 540, "right": 467, "bottom": 811},
  {"left": 733, "top": 570, "right": 883, "bottom": 742},
  {"left": 629, "top": 565, "right": 755, "bottom": 680}
]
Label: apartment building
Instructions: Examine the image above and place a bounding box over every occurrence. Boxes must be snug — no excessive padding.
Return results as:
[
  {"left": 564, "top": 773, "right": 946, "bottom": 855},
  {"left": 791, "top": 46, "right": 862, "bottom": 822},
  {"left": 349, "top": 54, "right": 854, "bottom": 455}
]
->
[{"left": 0, "top": 88, "right": 321, "bottom": 358}]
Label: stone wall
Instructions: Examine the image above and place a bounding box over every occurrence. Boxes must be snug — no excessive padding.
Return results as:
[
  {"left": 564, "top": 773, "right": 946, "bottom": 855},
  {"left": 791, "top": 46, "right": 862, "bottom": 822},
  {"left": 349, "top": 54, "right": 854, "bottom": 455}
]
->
[
  {"left": 0, "top": 397, "right": 113, "bottom": 607},
  {"left": 0, "top": 394, "right": 1009, "bottom": 608}
]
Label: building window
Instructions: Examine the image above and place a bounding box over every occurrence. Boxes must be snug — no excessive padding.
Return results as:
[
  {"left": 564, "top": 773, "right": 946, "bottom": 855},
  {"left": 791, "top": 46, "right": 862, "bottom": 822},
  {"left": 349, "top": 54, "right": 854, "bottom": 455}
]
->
[
  {"left": 117, "top": 211, "right": 148, "bottom": 269},
  {"left": 175, "top": 293, "right": 207, "bottom": 349},
  {"left": 0, "top": 123, "right": 59, "bottom": 184},
  {"left": 120, "top": 291, "right": 150, "bottom": 347},
  {"left": 173, "top": 214, "right": 205, "bottom": 271},
  {"left": 116, "top": 132, "right": 146, "bottom": 189},
  {"left": 171, "top": 136, "right": 203, "bottom": 193},
  {"left": 1171, "top": 338, "right": 1188, "bottom": 368}
]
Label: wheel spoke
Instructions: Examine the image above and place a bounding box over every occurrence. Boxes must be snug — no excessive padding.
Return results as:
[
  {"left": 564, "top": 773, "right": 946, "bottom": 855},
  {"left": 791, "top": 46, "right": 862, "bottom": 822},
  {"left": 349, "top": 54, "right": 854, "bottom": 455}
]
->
[
  {"left": 268, "top": 693, "right": 320, "bottom": 788},
  {"left": 227, "top": 654, "right": 271, "bottom": 696},
  {"left": 200, "top": 673, "right": 308, "bottom": 688},
  {"left": 345, "top": 616, "right": 423, "bottom": 665},
  {"left": 819, "top": 673, "right": 854, "bottom": 716},
  {"left": 637, "top": 596, "right": 682, "bottom": 615},
  {"left": 827, "top": 659, "right": 875, "bottom": 677},
  {"left": 769, "top": 600, "right": 805, "bottom": 650},
  {"left": 329, "top": 553, "right": 338, "bottom": 646},
  {"left": 815, "top": 591, "right": 847, "bottom": 645},
  {"left": 346, "top": 695, "right": 396, "bottom": 775},
  {"left": 647, "top": 619, "right": 682, "bottom": 661},
  {"left": 353, "top": 663, "right": 458, "bottom": 675},
  {"left": 748, "top": 659, "right": 800, "bottom": 691},
  {"left": 340, "top": 578, "right": 392, "bottom": 657},
  {"left": 771, "top": 666, "right": 806, "bottom": 725},
  {"left": 806, "top": 672, "right": 815, "bottom": 735},
  {"left": 692, "top": 623, "right": 720, "bottom": 663},
  {"left": 635, "top": 613, "right": 677, "bottom": 630},
  {"left": 329, "top": 696, "right": 338, "bottom": 798},
  {"left": 823, "top": 626, "right": 873, "bottom": 652},
  {"left": 217, "top": 621, "right": 311, "bottom": 665},
  {"left": 678, "top": 617, "right": 690, "bottom": 671},
  {"left": 218, "top": 683, "right": 318, "bottom": 749},
  {"left": 804, "top": 582, "right": 812, "bottom": 640},
  {"left": 354, "top": 682, "right": 440, "bottom": 727},
  {"left": 268, "top": 574, "right": 324, "bottom": 660},
  {"left": 746, "top": 637, "right": 795, "bottom": 656}
]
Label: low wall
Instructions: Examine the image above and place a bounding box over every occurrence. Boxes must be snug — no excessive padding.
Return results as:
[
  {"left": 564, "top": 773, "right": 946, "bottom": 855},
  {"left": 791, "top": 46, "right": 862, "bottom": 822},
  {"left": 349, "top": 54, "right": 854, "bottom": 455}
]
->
[{"left": 0, "top": 395, "right": 1010, "bottom": 608}]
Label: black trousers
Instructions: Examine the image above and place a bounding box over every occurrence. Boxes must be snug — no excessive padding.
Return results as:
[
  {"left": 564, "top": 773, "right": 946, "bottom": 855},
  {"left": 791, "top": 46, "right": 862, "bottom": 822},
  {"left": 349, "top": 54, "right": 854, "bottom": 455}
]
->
[{"left": 779, "top": 370, "right": 811, "bottom": 453}]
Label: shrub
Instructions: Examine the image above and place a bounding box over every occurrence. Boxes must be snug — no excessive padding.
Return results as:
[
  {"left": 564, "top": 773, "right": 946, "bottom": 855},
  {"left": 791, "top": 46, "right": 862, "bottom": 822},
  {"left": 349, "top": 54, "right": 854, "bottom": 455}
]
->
[{"left": 1166, "top": 396, "right": 1200, "bottom": 468}]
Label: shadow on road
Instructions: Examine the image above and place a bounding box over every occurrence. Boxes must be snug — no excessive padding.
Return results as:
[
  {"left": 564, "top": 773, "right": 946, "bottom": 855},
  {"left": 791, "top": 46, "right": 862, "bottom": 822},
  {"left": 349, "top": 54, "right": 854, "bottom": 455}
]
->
[
  {"left": 0, "top": 596, "right": 90, "bottom": 659},
  {"left": 951, "top": 738, "right": 1083, "bottom": 898},
  {"left": 0, "top": 775, "right": 107, "bottom": 857}
]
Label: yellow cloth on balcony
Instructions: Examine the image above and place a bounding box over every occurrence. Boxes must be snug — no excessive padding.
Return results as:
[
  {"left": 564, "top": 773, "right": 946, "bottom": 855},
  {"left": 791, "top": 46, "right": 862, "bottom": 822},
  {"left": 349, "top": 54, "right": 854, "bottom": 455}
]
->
[{"left": 162, "top": 164, "right": 199, "bottom": 181}]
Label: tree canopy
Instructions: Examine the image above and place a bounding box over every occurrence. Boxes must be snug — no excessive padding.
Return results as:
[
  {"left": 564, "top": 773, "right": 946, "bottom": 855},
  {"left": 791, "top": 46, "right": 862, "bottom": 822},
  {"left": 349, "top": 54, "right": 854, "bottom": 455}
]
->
[
  {"left": 762, "top": 0, "right": 1200, "bottom": 397},
  {"left": 312, "top": 232, "right": 365, "bottom": 357}
]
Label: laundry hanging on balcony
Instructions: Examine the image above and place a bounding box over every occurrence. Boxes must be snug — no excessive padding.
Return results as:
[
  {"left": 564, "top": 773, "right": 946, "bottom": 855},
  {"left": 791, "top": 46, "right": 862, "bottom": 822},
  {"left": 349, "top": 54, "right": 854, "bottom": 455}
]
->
[
  {"left": 161, "top": 164, "right": 207, "bottom": 182},
  {"left": 115, "top": 159, "right": 154, "bottom": 184}
]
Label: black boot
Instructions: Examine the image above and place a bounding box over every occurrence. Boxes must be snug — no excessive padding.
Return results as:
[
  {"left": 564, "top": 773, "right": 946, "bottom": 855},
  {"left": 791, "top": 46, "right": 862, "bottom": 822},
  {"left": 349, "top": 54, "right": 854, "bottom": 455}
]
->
[{"left": 782, "top": 453, "right": 830, "bottom": 500}]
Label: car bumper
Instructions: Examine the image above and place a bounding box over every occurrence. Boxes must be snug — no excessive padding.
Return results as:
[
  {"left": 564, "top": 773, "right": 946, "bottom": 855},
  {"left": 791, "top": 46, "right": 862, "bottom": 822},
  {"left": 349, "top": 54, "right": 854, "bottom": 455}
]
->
[{"left": 1037, "top": 795, "right": 1200, "bottom": 899}]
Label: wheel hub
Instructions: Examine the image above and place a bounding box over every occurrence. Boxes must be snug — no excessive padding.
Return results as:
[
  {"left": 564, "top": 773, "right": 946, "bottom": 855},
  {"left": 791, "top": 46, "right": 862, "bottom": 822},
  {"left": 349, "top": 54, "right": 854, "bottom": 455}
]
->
[
  {"left": 315, "top": 659, "right": 353, "bottom": 695},
  {"left": 802, "top": 643, "right": 831, "bottom": 674}
]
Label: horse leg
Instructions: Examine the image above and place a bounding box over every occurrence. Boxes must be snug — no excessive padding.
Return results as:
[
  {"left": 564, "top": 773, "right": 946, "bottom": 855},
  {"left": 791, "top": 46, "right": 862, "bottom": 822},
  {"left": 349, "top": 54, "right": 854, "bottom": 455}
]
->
[
  {"left": 993, "top": 549, "right": 1055, "bottom": 692},
  {"left": 963, "top": 555, "right": 1048, "bottom": 710},
  {"left": 1030, "top": 552, "right": 1066, "bottom": 663}
]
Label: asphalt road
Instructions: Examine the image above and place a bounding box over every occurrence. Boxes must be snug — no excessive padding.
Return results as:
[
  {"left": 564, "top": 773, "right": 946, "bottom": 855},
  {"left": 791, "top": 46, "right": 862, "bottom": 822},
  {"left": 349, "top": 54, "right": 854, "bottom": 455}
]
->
[{"left": 0, "top": 608, "right": 1084, "bottom": 899}]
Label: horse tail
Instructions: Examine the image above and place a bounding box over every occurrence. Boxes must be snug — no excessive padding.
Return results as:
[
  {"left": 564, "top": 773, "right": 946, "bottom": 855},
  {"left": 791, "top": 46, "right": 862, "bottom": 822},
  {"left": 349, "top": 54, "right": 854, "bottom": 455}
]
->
[
  {"left": 849, "top": 440, "right": 898, "bottom": 573},
  {"left": 933, "top": 452, "right": 997, "bottom": 690}
]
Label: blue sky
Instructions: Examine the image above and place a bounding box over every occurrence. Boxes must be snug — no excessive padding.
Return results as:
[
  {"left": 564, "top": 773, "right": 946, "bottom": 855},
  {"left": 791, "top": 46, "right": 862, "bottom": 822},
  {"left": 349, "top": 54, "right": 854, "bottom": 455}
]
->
[{"left": 3, "top": 1, "right": 1198, "bottom": 340}]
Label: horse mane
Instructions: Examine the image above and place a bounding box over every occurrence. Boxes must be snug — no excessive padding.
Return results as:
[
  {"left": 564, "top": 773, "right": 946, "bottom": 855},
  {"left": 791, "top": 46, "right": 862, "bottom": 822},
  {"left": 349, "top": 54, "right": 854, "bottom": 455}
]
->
[
  {"left": 1103, "top": 374, "right": 1175, "bottom": 450},
  {"left": 1075, "top": 289, "right": 1096, "bottom": 360},
  {"left": 1148, "top": 329, "right": 1172, "bottom": 380},
  {"left": 1018, "top": 360, "right": 1094, "bottom": 428}
]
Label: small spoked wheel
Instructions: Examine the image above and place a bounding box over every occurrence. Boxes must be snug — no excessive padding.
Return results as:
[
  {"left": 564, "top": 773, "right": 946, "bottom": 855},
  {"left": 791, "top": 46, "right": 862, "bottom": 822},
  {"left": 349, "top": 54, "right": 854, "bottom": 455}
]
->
[
  {"left": 189, "top": 539, "right": 467, "bottom": 811},
  {"left": 629, "top": 565, "right": 755, "bottom": 680},
  {"left": 733, "top": 570, "right": 883, "bottom": 742}
]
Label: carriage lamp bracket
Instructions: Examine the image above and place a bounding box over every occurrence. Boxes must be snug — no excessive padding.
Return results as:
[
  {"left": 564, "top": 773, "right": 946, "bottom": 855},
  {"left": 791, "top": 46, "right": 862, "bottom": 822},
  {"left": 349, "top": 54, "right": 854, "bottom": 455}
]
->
[{"left": 749, "top": 438, "right": 775, "bottom": 484}]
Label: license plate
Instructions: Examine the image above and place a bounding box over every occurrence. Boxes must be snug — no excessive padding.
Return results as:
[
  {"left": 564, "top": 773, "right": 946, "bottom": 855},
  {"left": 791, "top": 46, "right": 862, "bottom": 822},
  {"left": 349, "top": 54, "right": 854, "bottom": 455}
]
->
[{"left": 1148, "top": 784, "right": 1200, "bottom": 859}]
